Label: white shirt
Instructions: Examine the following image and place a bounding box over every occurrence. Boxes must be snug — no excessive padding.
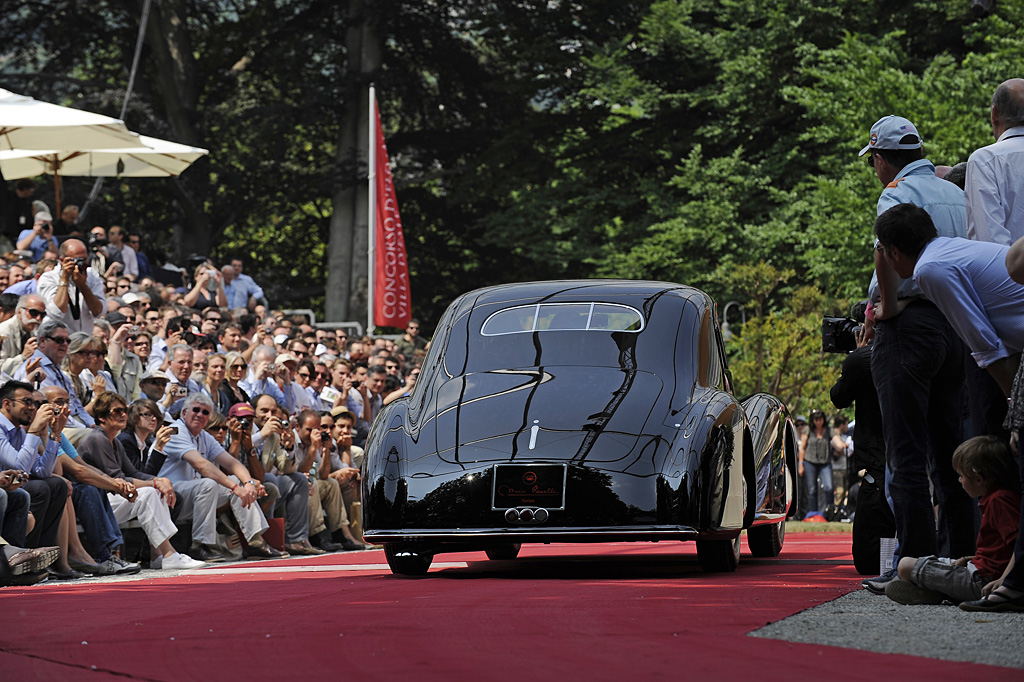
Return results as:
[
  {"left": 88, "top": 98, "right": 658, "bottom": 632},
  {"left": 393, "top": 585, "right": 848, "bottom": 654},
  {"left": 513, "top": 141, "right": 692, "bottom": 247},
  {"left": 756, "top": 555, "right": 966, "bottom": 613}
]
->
[
  {"left": 37, "top": 264, "right": 106, "bottom": 334},
  {"left": 119, "top": 244, "right": 139, "bottom": 279},
  {"left": 966, "top": 125, "right": 1024, "bottom": 246}
]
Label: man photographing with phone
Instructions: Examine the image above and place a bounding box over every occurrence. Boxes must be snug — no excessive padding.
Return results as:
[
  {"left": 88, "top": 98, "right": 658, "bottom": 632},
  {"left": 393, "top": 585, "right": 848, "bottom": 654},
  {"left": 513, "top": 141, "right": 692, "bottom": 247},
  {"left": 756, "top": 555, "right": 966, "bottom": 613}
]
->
[{"left": 37, "top": 238, "right": 105, "bottom": 334}]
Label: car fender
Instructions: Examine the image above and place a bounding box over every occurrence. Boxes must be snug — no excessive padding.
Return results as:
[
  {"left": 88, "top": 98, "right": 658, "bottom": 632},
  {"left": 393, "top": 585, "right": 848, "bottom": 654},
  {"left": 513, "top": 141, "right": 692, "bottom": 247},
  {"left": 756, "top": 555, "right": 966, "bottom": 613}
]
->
[{"left": 741, "top": 393, "right": 798, "bottom": 521}]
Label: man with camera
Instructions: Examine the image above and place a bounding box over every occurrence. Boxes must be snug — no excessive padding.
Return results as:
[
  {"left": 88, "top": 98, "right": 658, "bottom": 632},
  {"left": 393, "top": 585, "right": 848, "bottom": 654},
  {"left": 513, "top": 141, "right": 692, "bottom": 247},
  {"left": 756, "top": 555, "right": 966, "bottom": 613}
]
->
[
  {"left": 15, "top": 211, "right": 59, "bottom": 261},
  {"left": 0, "top": 294, "right": 47, "bottom": 376},
  {"left": 37, "top": 238, "right": 106, "bottom": 335},
  {"left": 858, "top": 115, "right": 974, "bottom": 593}
]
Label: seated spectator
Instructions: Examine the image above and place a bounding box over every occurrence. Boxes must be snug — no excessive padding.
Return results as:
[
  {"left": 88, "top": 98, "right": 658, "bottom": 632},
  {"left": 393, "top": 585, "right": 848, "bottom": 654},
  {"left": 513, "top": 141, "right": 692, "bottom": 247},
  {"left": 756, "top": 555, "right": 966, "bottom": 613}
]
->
[
  {"left": 27, "top": 383, "right": 142, "bottom": 576},
  {"left": 14, "top": 320, "right": 94, "bottom": 428},
  {"left": 0, "top": 294, "right": 46, "bottom": 376},
  {"left": 326, "top": 407, "right": 363, "bottom": 542},
  {"left": 202, "top": 352, "right": 231, "bottom": 414},
  {"left": 219, "top": 351, "right": 251, "bottom": 409},
  {"left": 384, "top": 365, "right": 419, "bottom": 406},
  {"left": 0, "top": 468, "right": 32, "bottom": 548},
  {"left": 62, "top": 332, "right": 108, "bottom": 420},
  {"left": 156, "top": 393, "right": 283, "bottom": 562},
  {"left": 887, "top": 437, "right": 1020, "bottom": 606},
  {"left": 78, "top": 392, "right": 204, "bottom": 570},
  {"left": 3, "top": 258, "right": 56, "bottom": 297},
  {"left": 117, "top": 399, "right": 173, "bottom": 474}
]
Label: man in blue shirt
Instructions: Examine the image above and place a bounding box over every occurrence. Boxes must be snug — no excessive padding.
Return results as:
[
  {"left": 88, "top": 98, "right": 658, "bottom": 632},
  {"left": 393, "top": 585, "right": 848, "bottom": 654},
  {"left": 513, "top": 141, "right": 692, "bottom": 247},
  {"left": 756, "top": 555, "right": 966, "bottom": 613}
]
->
[
  {"left": 858, "top": 115, "right": 975, "bottom": 592},
  {"left": 874, "top": 203, "right": 1024, "bottom": 394},
  {"left": 13, "top": 319, "right": 94, "bottom": 427}
]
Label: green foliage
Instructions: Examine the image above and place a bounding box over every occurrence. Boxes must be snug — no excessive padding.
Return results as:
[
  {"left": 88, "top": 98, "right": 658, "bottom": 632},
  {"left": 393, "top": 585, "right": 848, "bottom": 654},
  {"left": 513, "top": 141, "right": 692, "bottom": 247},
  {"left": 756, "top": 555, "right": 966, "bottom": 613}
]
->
[{"left": 2, "top": 0, "right": 1023, "bottom": 413}]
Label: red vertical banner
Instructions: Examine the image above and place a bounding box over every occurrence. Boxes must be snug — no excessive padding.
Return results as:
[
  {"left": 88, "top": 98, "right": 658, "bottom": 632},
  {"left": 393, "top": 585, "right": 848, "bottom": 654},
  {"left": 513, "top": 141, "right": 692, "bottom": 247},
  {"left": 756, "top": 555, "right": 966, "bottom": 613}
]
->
[{"left": 373, "top": 100, "right": 412, "bottom": 329}]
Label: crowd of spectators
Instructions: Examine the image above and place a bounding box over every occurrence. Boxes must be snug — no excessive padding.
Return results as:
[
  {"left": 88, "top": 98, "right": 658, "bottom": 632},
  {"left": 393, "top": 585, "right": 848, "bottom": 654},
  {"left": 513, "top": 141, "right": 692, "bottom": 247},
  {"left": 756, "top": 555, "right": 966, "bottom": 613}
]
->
[
  {"left": 0, "top": 189, "right": 429, "bottom": 583},
  {"left": 832, "top": 78, "right": 1024, "bottom": 614}
]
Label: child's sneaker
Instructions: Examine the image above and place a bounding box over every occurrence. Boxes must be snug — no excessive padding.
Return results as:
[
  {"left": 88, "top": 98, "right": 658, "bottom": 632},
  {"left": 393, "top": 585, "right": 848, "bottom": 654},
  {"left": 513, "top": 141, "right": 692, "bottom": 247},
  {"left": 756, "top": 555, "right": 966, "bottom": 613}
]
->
[{"left": 884, "top": 579, "right": 945, "bottom": 605}]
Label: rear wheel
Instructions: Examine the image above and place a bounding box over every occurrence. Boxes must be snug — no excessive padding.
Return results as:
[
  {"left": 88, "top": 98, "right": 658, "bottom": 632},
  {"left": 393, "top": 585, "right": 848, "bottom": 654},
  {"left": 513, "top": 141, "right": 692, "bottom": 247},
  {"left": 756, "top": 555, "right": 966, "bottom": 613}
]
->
[
  {"left": 696, "top": 534, "right": 741, "bottom": 572},
  {"left": 484, "top": 543, "right": 521, "bottom": 560},
  {"left": 384, "top": 544, "right": 433, "bottom": 576},
  {"left": 746, "top": 518, "right": 786, "bottom": 557}
]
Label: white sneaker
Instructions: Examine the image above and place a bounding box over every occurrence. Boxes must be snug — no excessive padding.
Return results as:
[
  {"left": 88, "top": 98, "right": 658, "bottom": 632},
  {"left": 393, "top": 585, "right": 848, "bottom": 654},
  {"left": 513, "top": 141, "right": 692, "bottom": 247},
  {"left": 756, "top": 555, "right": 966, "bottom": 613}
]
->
[{"left": 160, "top": 552, "right": 207, "bottom": 570}]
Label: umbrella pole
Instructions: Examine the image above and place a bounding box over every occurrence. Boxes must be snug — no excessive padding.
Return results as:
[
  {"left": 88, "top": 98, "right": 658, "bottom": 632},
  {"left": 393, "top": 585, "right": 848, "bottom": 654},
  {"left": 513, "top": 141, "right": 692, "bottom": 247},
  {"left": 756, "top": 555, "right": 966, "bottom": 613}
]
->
[{"left": 54, "top": 171, "right": 63, "bottom": 216}]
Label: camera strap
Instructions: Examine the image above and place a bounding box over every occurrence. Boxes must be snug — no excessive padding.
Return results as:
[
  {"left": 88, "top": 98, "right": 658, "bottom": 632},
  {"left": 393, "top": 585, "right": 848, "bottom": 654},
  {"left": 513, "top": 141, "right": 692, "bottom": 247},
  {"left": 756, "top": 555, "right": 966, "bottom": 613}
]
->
[{"left": 67, "top": 284, "right": 82, "bottom": 321}]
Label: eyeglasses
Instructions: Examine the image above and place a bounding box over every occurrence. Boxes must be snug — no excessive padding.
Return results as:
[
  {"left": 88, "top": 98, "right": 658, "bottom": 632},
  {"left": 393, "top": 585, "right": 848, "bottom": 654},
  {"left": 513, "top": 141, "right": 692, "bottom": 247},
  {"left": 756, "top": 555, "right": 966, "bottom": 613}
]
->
[
  {"left": 47, "top": 335, "right": 70, "bottom": 345},
  {"left": 78, "top": 350, "right": 104, "bottom": 357},
  {"left": 49, "top": 398, "right": 69, "bottom": 406},
  {"left": 24, "top": 309, "right": 45, "bottom": 319},
  {"left": 139, "top": 413, "right": 157, "bottom": 419},
  {"left": 230, "top": 363, "right": 246, "bottom": 370},
  {"left": 209, "top": 425, "right": 228, "bottom": 432},
  {"left": 110, "top": 407, "right": 127, "bottom": 416},
  {"left": 14, "top": 398, "right": 44, "bottom": 408},
  {"left": 315, "top": 372, "right": 330, "bottom": 379},
  {"left": 297, "top": 372, "right": 311, "bottom": 379},
  {"left": 190, "top": 406, "right": 211, "bottom": 416}
]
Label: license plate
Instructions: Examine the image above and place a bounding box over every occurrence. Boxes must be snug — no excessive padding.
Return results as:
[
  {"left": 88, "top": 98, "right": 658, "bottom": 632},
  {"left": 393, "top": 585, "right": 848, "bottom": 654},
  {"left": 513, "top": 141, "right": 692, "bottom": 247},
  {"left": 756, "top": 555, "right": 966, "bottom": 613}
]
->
[{"left": 492, "top": 464, "right": 566, "bottom": 510}]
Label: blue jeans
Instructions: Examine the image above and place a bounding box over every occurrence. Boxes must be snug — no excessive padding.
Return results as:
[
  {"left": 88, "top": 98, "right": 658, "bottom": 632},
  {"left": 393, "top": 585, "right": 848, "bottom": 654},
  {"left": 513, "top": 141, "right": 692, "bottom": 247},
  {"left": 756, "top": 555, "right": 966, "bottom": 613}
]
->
[
  {"left": 872, "top": 301, "right": 974, "bottom": 560},
  {"left": 804, "top": 460, "right": 833, "bottom": 511},
  {"left": 0, "top": 487, "right": 31, "bottom": 546},
  {"left": 72, "top": 482, "right": 123, "bottom": 562}
]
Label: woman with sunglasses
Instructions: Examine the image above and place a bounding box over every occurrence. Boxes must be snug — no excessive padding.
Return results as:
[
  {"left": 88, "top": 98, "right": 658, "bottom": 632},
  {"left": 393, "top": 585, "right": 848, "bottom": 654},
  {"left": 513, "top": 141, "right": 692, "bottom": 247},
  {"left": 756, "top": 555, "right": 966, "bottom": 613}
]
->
[
  {"left": 78, "top": 392, "right": 205, "bottom": 570},
  {"left": 219, "top": 351, "right": 251, "bottom": 409},
  {"left": 118, "top": 399, "right": 176, "bottom": 475},
  {"left": 61, "top": 333, "right": 109, "bottom": 418}
]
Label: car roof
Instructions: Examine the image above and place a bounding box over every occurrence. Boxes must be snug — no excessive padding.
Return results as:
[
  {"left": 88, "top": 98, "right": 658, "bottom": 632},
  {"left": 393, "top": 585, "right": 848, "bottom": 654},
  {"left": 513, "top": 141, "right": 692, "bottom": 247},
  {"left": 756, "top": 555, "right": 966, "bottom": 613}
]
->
[{"left": 455, "top": 279, "right": 713, "bottom": 314}]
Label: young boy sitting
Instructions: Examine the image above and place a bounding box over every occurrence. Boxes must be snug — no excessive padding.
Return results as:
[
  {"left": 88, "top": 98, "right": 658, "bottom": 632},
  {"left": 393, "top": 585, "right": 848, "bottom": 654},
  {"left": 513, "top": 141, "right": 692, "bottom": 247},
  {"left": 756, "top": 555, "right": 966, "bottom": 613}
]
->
[{"left": 885, "top": 436, "right": 1020, "bottom": 606}]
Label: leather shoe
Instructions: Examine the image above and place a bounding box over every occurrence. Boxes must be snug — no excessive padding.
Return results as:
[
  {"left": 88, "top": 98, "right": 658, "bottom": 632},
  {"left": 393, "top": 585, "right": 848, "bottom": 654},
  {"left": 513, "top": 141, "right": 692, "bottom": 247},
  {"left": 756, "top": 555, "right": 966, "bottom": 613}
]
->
[
  {"left": 339, "top": 538, "right": 371, "bottom": 551},
  {"left": 285, "top": 542, "right": 326, "bottom": 556},
  {"left": 1, "top": 570, "right": 49, "bottom": 587},
  {"left": 47, "top": 567, "right": 86, "bottom": 581},
  {"left": 959, "top": 589, "right": 1024, "bottom": 613},
  {"left": 862, "top": 568, "right": 897, "bottom": 595},
  {"left": 244, "top": 542, "right": 288, "bottom": 559},
  {"left": 69, "top": 557, "right": 103, "bottom": 574},
  {"left": 190, "top": 544, "right": 228, "bottom": 563}
]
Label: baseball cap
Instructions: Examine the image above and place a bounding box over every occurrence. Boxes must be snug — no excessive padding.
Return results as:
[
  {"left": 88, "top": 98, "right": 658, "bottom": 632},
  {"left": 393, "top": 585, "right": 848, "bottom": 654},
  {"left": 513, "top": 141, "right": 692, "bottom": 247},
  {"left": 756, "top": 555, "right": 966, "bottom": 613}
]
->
[
  {"left": 858, "top": 115, "right": 922, "bottom": 156},
  {"left": 330, "top": 405, "right": 354, "bottom": 419},
  {"left": 140, "top": 369, "right": 170, "bottom": 383},
  {"left": 228, "top": 402, "right": 255, "bottom": 418},
  {"left": 275, "top": 353, "right": 299, "bottom": 366},
  {"left": 104, "top": 311, "right": 130, "bottom": 327},
  {"left": 122, "top": 292, "right": 141, "bottom": 304}
]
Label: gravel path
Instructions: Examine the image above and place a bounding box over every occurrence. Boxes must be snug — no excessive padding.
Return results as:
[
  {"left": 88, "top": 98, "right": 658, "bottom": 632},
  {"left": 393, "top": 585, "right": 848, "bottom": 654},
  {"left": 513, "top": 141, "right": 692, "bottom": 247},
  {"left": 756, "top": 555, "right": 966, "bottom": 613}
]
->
[{"left": 750, "top": 588, "right": 1024, "bottom": 669}]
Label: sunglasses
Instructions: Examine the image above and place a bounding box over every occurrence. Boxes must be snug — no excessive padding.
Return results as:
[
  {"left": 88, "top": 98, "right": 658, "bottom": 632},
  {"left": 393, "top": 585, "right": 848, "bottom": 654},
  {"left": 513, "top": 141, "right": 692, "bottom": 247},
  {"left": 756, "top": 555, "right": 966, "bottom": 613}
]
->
[
  {"left": 297, "top": 372, "right": 311, "bottom": 379},
  {"left": 209, "top": 425, "right": 228, "bottom": 432},
  {"left": 24, "top": 309, "right": 46, "bottom": 319},
  {"left": 47, "top": 335, "right": 70, "bottom": 345},
  {"left": 230, "top": 363, "right": 246, "bottom": 370},
  {"left": 866, "top": 153, "right": 875, "bottom": 168},
  {"left": 110, "top": 407, "right": 127, "bottom": 416},
  {"left": 190, "top": 406, "right": 211, "bottom": 416}
]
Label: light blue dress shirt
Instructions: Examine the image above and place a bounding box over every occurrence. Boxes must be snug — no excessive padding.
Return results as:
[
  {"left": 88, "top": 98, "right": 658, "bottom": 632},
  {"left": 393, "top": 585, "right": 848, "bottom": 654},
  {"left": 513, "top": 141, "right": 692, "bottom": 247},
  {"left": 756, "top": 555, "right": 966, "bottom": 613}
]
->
[{"left": 913, "top": 237, "right": 1024, "bottom": 368}]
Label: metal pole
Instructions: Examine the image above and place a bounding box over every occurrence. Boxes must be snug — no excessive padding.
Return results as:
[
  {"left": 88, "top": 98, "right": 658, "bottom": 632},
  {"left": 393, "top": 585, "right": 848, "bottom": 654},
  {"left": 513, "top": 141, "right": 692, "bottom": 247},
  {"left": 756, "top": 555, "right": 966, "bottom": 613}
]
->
[{"left": 367, "top": 85, "right": 377, "bottom": 337}]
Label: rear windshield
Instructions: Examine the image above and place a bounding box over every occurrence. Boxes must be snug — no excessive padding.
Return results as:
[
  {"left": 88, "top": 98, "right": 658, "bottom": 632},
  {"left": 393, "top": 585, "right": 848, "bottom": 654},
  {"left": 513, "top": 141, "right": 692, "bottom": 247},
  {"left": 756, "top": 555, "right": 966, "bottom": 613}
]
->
[{"left": 481, "top": 302, "right": 644, "bottom": 336}]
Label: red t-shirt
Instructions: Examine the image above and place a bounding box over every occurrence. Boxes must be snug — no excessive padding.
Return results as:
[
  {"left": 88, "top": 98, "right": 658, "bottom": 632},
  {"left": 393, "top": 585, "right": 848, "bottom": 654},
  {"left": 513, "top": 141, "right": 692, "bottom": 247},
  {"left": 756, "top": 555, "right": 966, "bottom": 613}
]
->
[{"left": 973, "top": 487, "right": 1021, "bottom": 580}]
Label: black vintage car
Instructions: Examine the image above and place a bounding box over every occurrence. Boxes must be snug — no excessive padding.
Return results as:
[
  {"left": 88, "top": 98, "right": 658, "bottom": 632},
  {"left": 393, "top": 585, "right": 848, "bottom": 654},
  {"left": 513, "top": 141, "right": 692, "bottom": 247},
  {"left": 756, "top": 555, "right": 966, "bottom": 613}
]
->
[{"left": 363, "top": 280, "right": 798, "bottom": 576}]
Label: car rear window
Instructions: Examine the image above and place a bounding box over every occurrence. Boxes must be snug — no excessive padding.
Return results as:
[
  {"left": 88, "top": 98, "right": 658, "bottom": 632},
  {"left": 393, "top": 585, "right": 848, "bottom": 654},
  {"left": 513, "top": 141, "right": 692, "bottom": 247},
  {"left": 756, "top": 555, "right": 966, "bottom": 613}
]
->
[{"left": 481, "top": 302, "right": 644, "bottom": 336}]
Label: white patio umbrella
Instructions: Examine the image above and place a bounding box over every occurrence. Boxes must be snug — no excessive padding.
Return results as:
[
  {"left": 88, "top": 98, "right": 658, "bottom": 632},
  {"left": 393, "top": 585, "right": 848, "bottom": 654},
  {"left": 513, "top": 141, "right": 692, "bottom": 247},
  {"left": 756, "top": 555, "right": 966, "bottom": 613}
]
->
[
  {"left": 0, "top": 134, "right": 209, "bottom": 179},
  {"left": 0, "top": 87, "right": 144, "bottom": 151},
  {"left": 0, "top": 134, "right": 208, "bottom": 214}
]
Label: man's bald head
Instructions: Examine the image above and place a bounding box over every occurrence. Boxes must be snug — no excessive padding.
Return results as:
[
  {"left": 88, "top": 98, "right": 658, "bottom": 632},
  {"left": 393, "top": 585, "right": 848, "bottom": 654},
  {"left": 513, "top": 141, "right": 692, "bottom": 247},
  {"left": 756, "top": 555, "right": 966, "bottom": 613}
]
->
[
  {"left": 41, "top": 385, "right": 70, "bottom": 403},
  {"left": 58, "top": 238, "right": 87, "bottom": 259},
  {"left": 992, "top": 78, "right": 1024, "bottom": 136}
]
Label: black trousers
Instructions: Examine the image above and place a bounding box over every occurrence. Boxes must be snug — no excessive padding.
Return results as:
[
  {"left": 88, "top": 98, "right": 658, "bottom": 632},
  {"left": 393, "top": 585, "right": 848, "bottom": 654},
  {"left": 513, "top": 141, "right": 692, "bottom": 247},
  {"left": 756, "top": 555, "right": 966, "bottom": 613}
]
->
[{"left": 23, "top": 476, "right": 68, "bottom": 547}]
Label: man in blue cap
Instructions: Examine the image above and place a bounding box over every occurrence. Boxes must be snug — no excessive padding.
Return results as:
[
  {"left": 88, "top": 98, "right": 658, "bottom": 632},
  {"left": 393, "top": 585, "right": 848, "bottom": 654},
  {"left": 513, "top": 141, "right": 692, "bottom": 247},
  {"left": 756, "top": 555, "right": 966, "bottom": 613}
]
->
[{"left": 858, "top": 115, "right": 974, "bottom": 595}]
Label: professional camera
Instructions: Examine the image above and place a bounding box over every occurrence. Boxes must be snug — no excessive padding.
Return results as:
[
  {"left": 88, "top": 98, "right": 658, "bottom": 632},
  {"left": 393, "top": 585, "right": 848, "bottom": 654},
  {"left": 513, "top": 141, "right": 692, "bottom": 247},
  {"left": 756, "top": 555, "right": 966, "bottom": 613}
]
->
[
  {"left": 822, "top": 300, "right": 869, "bottom": 354},
  {"left": 87, "top": 232, "right": 108, "bottom": 252},
  {"left": 72, "top": 257, "right": 88, "bottom": 273}
]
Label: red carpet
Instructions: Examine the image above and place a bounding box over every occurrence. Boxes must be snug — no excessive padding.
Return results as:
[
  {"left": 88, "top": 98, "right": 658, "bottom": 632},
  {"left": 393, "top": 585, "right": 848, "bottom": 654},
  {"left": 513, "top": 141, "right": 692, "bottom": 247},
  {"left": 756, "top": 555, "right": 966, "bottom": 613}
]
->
[{"left": 0, "top": 533, "right": 1017, "bottom": 681}]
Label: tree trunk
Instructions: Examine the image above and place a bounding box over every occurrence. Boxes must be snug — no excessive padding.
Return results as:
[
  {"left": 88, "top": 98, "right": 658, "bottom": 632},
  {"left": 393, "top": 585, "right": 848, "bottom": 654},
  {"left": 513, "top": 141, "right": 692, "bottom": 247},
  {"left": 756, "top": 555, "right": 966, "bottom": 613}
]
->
[
  {"left": 144, "top": 0, "right": 212, "bottom": 259},
  {"left": 326, "top": 0, "right": 380, "bottom": 325}
]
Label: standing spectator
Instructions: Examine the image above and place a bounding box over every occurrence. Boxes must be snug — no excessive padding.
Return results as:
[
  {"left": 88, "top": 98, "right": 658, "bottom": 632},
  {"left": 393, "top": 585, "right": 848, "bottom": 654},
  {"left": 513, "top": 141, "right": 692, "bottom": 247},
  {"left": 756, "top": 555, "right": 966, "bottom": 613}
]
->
[
  {"left": 126, "top": 233, "right": 152, "bottom": 278},
  {"left": 0, "top": 173, "right": 35, "bottom": 251},
  {"left": 52, "top": 204, "right": 78, "bottom": 236},
  {"left": 106, "top": 226, "right": 138, "bottom": 281},
  {"left": 229, "top": 257, "right": 267, "bottom": 309},
  {"left": 0, "top": 294, "right": 46, "bottom": 376},
  {"left": 182, "top": 264, "right": 227, "bottom": 311},
  {"left": 858, "top": 115, "right": 972, "bottom": 593},
  {"left": 16, "top": 212, "right": 59, "bottom": 261},
  {"left": 964, "top": 79, "right": 1024, "bottom": 439},
  {"left": 394, "top": 319, "right": 428, "bottom": 359},
  {"left": 38, "top": 239, "right": 106, "bottom": 334},
  {"left": 798, "top": 410, "right": 833, "bottom": 512}
]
